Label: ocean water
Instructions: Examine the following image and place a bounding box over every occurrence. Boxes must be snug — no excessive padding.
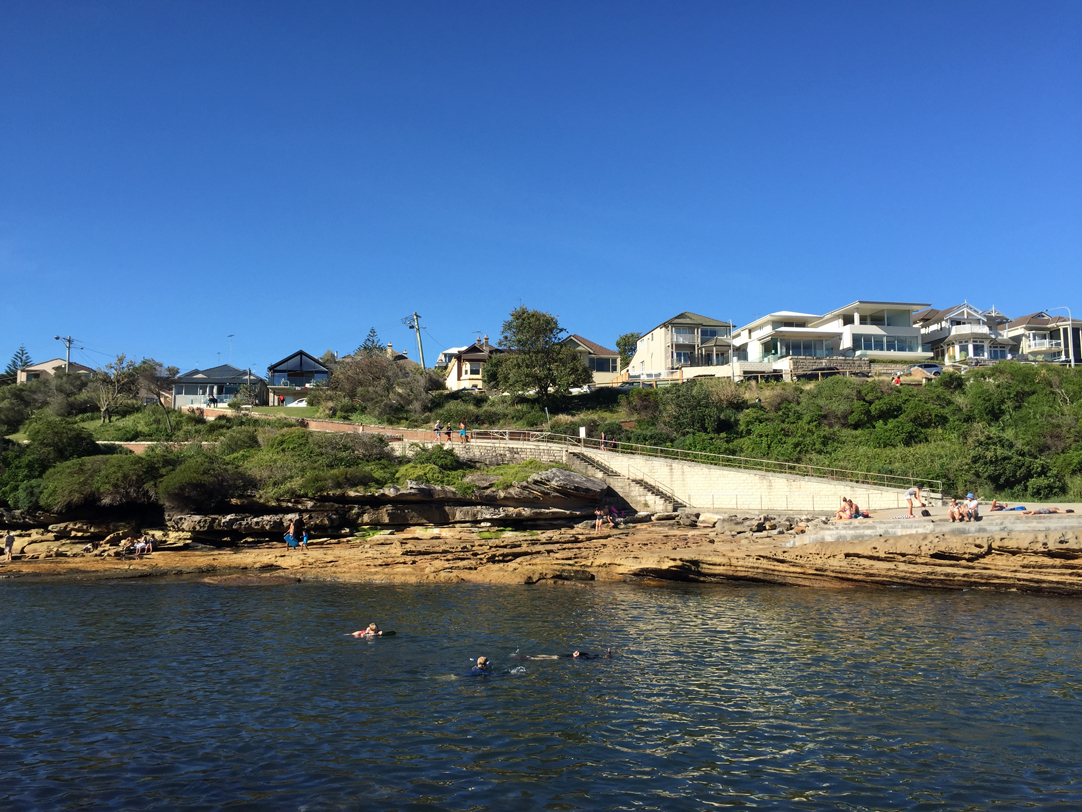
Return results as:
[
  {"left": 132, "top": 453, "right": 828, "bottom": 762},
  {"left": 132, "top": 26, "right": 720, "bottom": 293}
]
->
[{"left": 2, "top": 580, "right": 1081, "bottom": 810}]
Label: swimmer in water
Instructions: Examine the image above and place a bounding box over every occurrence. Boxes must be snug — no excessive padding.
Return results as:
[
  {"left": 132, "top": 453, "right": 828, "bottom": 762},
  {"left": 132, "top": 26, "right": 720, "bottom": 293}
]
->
[
  {"left": 465, "top": 656, "right": 492, "bottom": 676},
  {"left": 516, "top": 649, "right": 611, "bottom": 660},
  {"left": 351, "top": 622, "right": 383, "bottom": 637}
]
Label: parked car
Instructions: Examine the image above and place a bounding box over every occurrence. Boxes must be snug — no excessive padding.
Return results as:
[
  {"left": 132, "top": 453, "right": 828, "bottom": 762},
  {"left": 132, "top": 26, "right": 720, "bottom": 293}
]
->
[
  {"left": 908, "top": 363, "right": 943, "bottom": 377},
  {"left": 286, "top": 398, "right": 308, "bottom": 407}
]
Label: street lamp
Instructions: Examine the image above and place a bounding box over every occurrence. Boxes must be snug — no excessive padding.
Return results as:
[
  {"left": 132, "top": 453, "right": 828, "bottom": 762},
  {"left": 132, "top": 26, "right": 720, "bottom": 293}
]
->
[{"left": 1047, "top": 306, "right": 1075, "bottom": 368}]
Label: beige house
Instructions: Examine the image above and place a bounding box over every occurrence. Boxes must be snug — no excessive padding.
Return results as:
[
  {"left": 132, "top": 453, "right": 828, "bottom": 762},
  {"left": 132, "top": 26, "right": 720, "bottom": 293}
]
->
[
  {"left": 444, "top": 337, "right": 507, "bottom": 391},
  {"left": 17, "top": 358, "right": 94, "bottom": 384},
  {"left": 625, "top": 312, "right": 735, "bottom": 382},
  {"left": 1006, "top": 312, "right": 1080, "bottom": 364},
  {"left": 561, "top": 334, "right": 620, "bottom": 385}
]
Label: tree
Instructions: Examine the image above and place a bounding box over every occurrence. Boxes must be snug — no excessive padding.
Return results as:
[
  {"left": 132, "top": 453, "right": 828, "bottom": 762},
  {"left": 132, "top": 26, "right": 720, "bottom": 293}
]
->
[
  {"left": 361, "top": 328, "right": 384, "bottom": 355},
  {"left": 90, "top": 355, "right": 139, "bottom": 424},
  {"left": 494, "top": 306, "right": 591, "bottom": 406},
  {"left": 5, "top": 346, "right": 32, "bottom": 377},
  {"left": 616, "top": 332, "right": 641, "bottom": 370},
  {"left": 134, "top": 359, "right": 179, "bottom": 432}
]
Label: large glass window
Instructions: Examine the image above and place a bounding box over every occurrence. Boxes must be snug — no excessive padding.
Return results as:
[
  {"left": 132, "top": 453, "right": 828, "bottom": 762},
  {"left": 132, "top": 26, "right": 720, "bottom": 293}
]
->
[
  {"left": 588, "top": 357, "right": 617, "bottom": 373},
  {"left": 467, "top": 362, "right": 482, "bottom": 376},
  {"left": 674, "top": 351, "right": 691, "bottom": 365},
  {"left": 856, "top": 334, "right": 919, "bottom": 353},
  {"left": 700, "top": 328, "right": 718, "bottom": 340},
  {"left": 972, "top": 344, "right": 986, "bottom": 358},
  {"left": 672, "top": 327, "right": 695, "bottom": 339},
  {"left": 989, "top": 347, "right": 1008, "bottom": 360}
]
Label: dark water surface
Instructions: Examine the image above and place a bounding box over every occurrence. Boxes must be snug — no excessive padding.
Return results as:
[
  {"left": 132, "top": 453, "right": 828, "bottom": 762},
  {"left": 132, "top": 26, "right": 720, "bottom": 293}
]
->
[{"left": 2, "top": 581, "right": 1081, "bottom": 810}]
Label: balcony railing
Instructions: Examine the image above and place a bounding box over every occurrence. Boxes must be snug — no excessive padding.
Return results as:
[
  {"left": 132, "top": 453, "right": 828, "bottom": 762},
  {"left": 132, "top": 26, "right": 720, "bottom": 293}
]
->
[
  {"left": 1027, "top": 340, "right": 1062, "bottom": 351},
  {"left": 948, "top": 324, "right": 991, "bottom": 337}
]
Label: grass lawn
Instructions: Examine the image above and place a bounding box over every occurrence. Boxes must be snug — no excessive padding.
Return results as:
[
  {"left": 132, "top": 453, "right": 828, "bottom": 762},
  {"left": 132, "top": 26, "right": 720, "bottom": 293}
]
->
[{"left": 252, "top": 406, "right": 321, "bottom": 418}]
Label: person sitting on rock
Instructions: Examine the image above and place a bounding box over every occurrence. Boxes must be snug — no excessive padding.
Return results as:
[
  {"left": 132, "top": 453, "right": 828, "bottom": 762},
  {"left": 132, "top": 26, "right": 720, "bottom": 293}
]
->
[
  {"left": 352, "top": 623, "right": 383, "bottom": 637},
  {"left": 834, "top": 498, "right": 853, "bottom": 521},
  {"left": 963, "top": 494, "right": 980, "bottom": 522},
  {"left": 948, "top": 498, "right": 965, "bottom": 522},
  {"left": 847, "top": 498, "right": 863, "bottom": 519}
]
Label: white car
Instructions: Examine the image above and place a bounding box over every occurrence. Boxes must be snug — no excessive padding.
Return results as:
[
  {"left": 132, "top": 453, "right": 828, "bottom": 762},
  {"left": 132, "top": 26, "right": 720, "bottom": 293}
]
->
[
  {"left": 908, "top": 363, "right": 943, "bottom": 377},
  {"left": 286, "top": 398, "right": 308, "bottom": 407}
]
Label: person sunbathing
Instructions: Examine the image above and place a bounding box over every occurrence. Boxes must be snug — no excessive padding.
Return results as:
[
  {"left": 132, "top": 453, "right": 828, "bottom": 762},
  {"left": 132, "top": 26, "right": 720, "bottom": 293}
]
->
[
  {"left": 990, "top": 499, "right": 1007, "bottom": 511},
  {"left": 1022, "top": 508, "right": 1074, "bottom": 515}
]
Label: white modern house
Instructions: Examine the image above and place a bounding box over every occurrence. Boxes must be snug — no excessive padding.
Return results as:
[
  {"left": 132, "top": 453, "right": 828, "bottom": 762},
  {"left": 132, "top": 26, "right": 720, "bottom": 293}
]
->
[
  {"left": 730, "top": 301, "right": 932, "bottom": 373},
  {"left": 625, "top": 312, "right": 734, "bottom": 381},
  {"left": 914, "top": 304, "right": 1013, "bottom": 364}
]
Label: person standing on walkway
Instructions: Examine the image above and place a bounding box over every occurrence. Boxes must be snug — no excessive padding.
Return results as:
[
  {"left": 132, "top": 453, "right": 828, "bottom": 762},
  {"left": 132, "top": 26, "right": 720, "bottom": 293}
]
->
[
  {"left": 459, "top": 423, "right": 469, "bottom": 443},
  {"left": 434, "top": 420, "right": 442, "bottom": 440},
  {"left": 905, "top": 486, "right": 925, "bottom": 517},
  {"left": 4, "top": 530, "right": 14, "bottom": 562}
]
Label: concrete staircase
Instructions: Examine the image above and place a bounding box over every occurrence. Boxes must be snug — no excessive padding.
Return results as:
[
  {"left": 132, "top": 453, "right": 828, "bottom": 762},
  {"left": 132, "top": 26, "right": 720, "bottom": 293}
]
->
[{"left": 567, "top": 450, "right": 685, "bottom": 512}]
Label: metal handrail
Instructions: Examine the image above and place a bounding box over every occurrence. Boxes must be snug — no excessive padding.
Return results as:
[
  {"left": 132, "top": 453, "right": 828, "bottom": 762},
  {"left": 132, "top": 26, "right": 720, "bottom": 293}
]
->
[
  {"left": 626, "top": 463, "right": 682, "bottom": 507},
  {"left": 469, "top": 430, "right": 942, "bottom": 494}
]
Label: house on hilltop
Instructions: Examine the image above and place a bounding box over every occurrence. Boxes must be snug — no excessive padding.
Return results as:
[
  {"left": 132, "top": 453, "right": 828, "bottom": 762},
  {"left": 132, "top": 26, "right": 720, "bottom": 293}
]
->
[
  {"left": 444, "top": 336, "right": 508, "bottom": 391},
  {"left": 625, "top": 312, "right": 735, "bottom": 381},
  {"left": 561, "top": 334, "right": 621, "bottom": 385},
  {"left": 914, "top": 303, "right": 1013, "bottom": 364},
  {"left": 17, "top": 358, "right": 94, "bottom": 384},
  {"left": 267, "top": 350, "right": 331, "bottom": 405},
  {"left": 173, "top": 365, "right": 268, "bottom": 408}
]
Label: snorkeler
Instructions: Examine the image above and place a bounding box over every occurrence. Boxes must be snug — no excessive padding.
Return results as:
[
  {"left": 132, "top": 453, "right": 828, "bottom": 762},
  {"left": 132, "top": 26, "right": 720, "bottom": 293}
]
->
[
  {"left": 516, "top": 649, "right": 611, "bottom": 660},
  {"left": 351, "top": 623, "right": 383, "bottom": 637},
  {"left": 464, "top": 656, "right": 493, "bottom": 676}
]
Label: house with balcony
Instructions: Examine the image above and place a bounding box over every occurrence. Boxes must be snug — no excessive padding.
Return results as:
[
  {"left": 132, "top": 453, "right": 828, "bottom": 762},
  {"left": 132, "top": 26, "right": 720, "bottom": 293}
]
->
[
  {"left": 266, "top": 350, "right": 331, "bottom": 405},
  {"left": 730, "top": 301, "right": 932, "bottom": 379},
  {"left": 625, "top": 312, "right": 734, "bottom": 381},
  {"left": 173, "top": 365, "right": 268, "bottom": 408},
  {"left": 914, "top": 304, "right": 1014, "bottom": 364},
  {"left": 561, "top": 335, "right": 621, "bottom": 385},
  {"left": 444, "top": 336, "right": 508, "bottom": 391},
  {"left": 1006, "top": 312, "right": 1081, "bottom": 364}
]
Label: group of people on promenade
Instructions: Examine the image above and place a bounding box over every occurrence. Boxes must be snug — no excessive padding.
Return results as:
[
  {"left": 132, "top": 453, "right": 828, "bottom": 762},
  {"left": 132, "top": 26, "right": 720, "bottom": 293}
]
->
[{"left": 432, "top": 422, "right": 471, "bottom": 442}]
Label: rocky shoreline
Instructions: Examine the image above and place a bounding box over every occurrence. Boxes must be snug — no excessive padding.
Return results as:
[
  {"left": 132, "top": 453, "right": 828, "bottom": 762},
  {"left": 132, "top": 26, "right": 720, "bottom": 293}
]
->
[{"left": 4, "top": 510, "right": 1082, "bottom": 595}]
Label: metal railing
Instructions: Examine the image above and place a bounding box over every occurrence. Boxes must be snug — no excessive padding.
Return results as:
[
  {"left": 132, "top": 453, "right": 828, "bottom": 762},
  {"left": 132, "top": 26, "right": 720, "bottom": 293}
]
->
[{"left": 469, "top": 430, "right": 942, "bottom": 495}]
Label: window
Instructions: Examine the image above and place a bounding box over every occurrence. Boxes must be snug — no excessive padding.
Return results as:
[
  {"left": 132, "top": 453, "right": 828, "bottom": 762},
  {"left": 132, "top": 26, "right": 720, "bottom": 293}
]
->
[
  {"left": 842, "top": 314, "right": 854, "bottom": 326},
  {"left": 588, "top": 357, "right": 617, "bottom": 373},
  {"left": 856, "top": 335, "right": 918, "bottom": 353},
  {"left": 467, "top": 362, "right": 482, "bottom": 376},
  {"left": 701, "top": 328, "right": 719, "bottom": 340},
  {"left": 972, "top": 344, "right": 986, "bottom": 358},
  {"left": 989, "top": 347, "right": 1008, "bottom": 360},
  {"left": 672, "top": 327, "right": 695, "bottom": 342},
  {"left": 674, "top": 352, "right": 691, "bottom": 365}
]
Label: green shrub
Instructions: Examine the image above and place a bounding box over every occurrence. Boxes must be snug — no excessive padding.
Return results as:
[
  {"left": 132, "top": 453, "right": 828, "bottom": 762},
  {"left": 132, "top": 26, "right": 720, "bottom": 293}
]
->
[
  {"left": 408, "top": 444, "right": 463, "bottom": 470},
  {"left": 15, "top": 478, "right": 44, "bottom": 512},
  {"left": 40, "top": 456, "right": 111, "bottom": 512},
  {"left": 396, "top": 463, "right": 455, "bottom": 486},
  {"left": 158, "top": 457, "right": 249, "bottom": 512},
  {"left": 218, "top": 426, "right": 260, "bottom": 456}
]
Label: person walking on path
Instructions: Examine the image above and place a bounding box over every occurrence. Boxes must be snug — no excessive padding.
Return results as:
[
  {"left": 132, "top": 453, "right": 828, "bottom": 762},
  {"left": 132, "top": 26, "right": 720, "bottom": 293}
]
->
[
  {"left": 434, "top": 420, "right": 442, "bottom": 440},
  {"left": 459, "top": 423, "right": 469, "bottom": 443},
  {"left": 904, "top": 486, "right": 925, "bottom": 517},
  {"left": 4, "top": 530, "right": 14, "bottom": 562}
]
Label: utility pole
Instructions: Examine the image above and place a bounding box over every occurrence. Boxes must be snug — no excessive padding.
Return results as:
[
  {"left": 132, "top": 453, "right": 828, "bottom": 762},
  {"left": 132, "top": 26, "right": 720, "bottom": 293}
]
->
[
  {"left": 228, "top": 334, "right": 234, "bottom": 364},
  {"left": 403, "top": 312, "right": 427, "bottom": 369},
  {"left": 54, "top": 335, "right": 76, "bottom": 372}
]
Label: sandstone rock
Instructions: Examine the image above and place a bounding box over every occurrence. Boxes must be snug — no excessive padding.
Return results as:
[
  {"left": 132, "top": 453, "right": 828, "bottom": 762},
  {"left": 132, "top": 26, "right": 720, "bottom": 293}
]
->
[
  {"left": 462, "top": 474, "right": 500, "bottom": 487},
  {"left": 526, "top": 469, "right": 607, "bottom": 499},
  {"left": 653, "top": 512, "right": 678, "bottom": 521},
  {"left": 696, "top": 512, "right": 723, "bottom": 528}
]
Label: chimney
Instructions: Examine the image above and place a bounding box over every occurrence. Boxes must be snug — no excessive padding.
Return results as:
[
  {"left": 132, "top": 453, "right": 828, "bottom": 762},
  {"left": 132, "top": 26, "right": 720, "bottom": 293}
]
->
[
  {"left": 482, "top": 334, "right": 491, "bottom": 351},
  {"left": 386, "top": 342, "right": 393, "bottom": 358}
]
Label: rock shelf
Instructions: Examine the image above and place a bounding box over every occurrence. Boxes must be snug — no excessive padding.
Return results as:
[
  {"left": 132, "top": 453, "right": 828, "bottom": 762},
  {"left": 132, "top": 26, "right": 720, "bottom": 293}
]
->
[{"left": 3, "top": 515, "right": 1082, "bottom": 595}]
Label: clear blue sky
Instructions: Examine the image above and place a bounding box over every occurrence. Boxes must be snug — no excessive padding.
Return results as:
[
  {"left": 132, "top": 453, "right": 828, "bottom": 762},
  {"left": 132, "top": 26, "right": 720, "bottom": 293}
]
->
[{"left": 2, "top": 1, "right": 1079, "bottom": 374}]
